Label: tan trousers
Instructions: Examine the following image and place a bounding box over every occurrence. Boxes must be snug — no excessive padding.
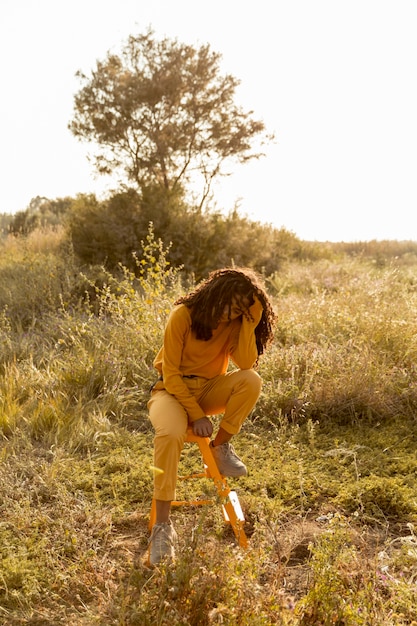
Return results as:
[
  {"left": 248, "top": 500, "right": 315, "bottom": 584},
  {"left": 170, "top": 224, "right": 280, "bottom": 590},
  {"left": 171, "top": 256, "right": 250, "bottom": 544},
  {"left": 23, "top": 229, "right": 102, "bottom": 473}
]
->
[{"left": 147, "top": 369, "right": 262, "bottom": 501}]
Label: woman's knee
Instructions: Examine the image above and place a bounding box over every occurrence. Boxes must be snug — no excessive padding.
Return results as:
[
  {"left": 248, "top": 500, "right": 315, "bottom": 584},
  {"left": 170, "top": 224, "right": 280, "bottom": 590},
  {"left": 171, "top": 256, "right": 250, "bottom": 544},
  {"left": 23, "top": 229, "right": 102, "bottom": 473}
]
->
[
  {"left": 151, "top": 418, "right": 188, "bottom": 444},
  {"left": 233, "top": 368, "right": 262, "bottom": 394},
  {"left": 148, "top": 391, "right": 188, "bottom": 439}
]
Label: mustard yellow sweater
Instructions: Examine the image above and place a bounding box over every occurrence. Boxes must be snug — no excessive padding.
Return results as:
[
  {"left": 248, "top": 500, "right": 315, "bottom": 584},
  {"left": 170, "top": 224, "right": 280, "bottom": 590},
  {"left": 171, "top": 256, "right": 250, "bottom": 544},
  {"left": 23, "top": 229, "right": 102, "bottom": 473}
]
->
[{"left": 153, "top": 303, "right": 260, "bottom": 422}]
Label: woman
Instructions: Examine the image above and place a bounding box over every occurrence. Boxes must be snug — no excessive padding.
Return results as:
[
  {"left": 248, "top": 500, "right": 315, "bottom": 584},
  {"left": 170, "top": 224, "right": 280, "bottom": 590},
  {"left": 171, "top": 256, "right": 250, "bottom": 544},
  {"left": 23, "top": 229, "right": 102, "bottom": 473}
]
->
[{"left": 148, "top": 267, "right": 276, "bottom": 565}]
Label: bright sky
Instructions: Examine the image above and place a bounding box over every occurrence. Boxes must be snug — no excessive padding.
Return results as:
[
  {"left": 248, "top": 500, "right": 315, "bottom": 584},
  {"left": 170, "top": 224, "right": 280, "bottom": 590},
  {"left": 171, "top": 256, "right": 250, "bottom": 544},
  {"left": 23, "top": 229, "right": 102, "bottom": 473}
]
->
[{"left": 1, "top": 0, "right": 416, "bottom": 242}]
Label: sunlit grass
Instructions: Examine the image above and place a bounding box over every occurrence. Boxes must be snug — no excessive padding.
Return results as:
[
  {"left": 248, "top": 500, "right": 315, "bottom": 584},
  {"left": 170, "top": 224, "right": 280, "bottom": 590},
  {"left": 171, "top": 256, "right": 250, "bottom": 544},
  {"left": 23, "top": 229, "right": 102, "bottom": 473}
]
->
[{"left": 1, "top": 233, "right": 417, "bottom": 624}]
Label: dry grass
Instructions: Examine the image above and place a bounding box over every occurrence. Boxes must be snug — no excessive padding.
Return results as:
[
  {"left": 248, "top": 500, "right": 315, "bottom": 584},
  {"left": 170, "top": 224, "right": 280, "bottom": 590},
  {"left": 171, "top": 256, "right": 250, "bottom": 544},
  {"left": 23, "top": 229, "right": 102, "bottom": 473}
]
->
[{"left": 1, "top": 233, "right": 417, "bottom": 624}]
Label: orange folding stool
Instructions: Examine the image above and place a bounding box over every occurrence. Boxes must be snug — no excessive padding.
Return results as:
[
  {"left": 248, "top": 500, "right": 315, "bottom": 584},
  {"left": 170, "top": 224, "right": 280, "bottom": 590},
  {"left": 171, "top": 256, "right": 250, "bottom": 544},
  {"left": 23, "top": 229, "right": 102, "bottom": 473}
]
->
[{"left": 149, "top": 429, "right": 248, "bottom": 548}]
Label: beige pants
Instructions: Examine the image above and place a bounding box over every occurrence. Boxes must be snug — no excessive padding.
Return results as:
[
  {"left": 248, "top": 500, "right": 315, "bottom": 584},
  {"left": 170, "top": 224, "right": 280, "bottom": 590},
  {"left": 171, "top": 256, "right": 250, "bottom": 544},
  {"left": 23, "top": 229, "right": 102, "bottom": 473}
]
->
[{"left": 148, "top": 369, "right": 262, "bottom": 501}]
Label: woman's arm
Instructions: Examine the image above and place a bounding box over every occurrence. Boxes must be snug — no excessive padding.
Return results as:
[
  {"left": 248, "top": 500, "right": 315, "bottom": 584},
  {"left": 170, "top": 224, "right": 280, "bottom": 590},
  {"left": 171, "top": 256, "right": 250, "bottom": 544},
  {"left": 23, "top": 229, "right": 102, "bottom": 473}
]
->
[
  {"left": 160, "top": 307, "right": 207, "bottom": 423},
  {"left": 230, "top": 296, "right": 264, "bottom": 369}
]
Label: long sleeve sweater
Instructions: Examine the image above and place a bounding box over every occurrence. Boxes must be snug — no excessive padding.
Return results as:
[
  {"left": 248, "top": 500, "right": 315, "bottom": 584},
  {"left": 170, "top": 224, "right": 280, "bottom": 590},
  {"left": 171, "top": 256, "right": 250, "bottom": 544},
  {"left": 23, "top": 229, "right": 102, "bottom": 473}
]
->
[{"left": 153, "top": 303, "right": 260, "bottom": 422}]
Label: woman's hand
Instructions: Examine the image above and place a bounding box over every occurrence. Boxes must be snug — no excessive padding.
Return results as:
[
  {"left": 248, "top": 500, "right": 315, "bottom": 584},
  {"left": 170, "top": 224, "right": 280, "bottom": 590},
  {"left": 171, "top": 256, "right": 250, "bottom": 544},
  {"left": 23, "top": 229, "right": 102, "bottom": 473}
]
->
[
  {"left": 246, "top": 294, "right": 264, "bottom": 326},
  {"left": 192, "top": 416, "right": 213, "bottom": 437}
]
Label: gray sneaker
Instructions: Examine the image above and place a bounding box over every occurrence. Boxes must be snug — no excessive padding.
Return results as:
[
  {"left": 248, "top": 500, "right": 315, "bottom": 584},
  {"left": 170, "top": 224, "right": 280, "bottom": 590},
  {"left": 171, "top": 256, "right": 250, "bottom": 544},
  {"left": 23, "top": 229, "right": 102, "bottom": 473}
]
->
[
  {"left": 210, "top": 441, "right": 248, "bottom": 477},
  {"left": 148, "top": 521, "right": 178, "bottom": 566}
]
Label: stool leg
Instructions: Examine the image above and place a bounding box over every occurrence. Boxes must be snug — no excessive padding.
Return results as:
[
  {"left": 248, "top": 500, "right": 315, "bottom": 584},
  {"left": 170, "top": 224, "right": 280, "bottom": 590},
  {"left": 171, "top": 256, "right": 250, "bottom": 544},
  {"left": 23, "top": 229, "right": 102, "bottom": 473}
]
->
[
  {"left": 197, "top": 437, "right": 249, "bottom": 548},
  {"left": 222, "top": 492, "right": 248, "bottom": 548},
  {"left": 149, "top": 498, "right": 156, "bottom": 531},
  {"left": 148, "top": 430, "right": 249, "bottom": 548}
]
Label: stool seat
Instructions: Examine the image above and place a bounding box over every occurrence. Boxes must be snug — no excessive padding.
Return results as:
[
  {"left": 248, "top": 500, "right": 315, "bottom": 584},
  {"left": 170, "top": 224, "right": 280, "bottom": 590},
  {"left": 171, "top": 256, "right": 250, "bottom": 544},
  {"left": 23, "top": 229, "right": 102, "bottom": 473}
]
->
[{"left": 149, "top": 429, "right": 248, "bottom": 548}]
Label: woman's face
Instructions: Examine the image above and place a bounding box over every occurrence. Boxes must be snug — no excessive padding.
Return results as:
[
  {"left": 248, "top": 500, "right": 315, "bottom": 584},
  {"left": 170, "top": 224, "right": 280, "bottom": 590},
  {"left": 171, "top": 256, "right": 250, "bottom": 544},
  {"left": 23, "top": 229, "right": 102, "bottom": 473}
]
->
[{"left": 218, "top": 295, "right": 251, "bottom": 323}]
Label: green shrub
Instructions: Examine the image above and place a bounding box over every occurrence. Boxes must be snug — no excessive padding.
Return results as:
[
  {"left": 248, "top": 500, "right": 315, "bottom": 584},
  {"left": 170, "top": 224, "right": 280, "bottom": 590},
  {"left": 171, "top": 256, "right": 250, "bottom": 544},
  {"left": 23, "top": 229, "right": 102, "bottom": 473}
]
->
[{"left": 337, "top": 474, "right": 417, "bottom": 520}]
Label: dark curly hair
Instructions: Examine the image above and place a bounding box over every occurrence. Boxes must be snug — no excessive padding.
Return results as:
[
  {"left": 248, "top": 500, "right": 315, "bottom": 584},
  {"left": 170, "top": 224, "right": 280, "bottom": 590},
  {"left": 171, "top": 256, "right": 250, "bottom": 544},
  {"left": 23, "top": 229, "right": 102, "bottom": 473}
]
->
[{"left": 175, "top": 267, "right": 276, "bottom": 356}]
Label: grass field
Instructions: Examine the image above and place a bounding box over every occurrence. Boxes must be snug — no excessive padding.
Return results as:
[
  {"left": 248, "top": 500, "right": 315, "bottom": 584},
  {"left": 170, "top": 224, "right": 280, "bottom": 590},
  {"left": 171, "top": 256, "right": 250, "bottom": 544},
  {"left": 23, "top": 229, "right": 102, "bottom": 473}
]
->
[{"left": 1, "top": 231, "right": 417, "bottom": 624}]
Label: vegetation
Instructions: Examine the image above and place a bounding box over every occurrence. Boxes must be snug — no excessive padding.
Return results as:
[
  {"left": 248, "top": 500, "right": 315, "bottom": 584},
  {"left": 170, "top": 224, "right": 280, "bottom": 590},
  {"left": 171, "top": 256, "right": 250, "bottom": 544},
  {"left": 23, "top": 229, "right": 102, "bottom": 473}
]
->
[
  {"left": 2, "top": 26, "right": 417, "bottom": 625},
  {"left": 68, "top": 28, "right": 272, "bottom": 209},
  {"left": 1, "top": 225, "right": 417, "bottom": 625},
  {"left": 1, "top": 190, "right": 306, "bottom": 281}
]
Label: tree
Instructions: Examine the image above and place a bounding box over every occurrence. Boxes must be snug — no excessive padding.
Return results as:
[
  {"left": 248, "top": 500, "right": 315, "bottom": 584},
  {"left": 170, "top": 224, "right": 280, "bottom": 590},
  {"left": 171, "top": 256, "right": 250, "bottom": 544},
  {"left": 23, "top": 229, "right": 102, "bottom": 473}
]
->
[
  {"left": 67, "top": 187, "right": 189, "bottom": 269},
  {"left": 69, "top": 29, "right": 272, "bottom": 209},
  {"left": 8, "top": 196, "right": 74, "bottom": 235}
]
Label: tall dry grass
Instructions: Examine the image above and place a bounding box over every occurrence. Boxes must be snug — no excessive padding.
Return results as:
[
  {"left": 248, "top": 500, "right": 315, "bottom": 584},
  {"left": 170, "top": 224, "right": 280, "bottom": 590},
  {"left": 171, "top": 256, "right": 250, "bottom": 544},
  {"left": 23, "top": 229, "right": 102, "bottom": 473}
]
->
[{"left": 1, "top": 230, "right": 417, "bottom": 624}]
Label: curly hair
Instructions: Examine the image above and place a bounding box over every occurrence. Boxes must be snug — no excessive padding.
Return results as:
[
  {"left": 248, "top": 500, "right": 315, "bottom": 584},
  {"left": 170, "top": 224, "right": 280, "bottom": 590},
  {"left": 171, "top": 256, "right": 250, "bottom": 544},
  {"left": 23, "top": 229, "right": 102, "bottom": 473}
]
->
[{"left": 175, "top": 267, "right": 276, "bottom": 356}]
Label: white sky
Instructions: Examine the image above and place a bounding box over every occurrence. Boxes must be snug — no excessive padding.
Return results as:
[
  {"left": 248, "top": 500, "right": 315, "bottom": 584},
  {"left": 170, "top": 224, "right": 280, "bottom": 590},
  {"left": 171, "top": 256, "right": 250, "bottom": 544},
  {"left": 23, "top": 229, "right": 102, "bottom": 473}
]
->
[{"left": 1, "top": 0, "right": 416, "bottom": 242}]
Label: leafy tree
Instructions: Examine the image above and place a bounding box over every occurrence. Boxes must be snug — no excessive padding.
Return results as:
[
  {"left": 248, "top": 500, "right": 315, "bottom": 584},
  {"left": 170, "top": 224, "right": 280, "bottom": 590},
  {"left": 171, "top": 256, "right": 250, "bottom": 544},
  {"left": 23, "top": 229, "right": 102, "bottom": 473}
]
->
[
  {"left": 66, "top": 187, "right": 303, "bottom": 279},
  {"left": 66, "top": 187, "right": 190, "bottom": 268},
  {"left": 67, "top": 193, "right": 125, "bottom": 266},
  {"left": 0, "top": 213, "right": 14, "bottom": 235},
  {"left": 8, "top": 196, "right": 74, "bottom": 235},
  {"left": 69, "top": 29, "right": 272, "bottom": 209}
]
